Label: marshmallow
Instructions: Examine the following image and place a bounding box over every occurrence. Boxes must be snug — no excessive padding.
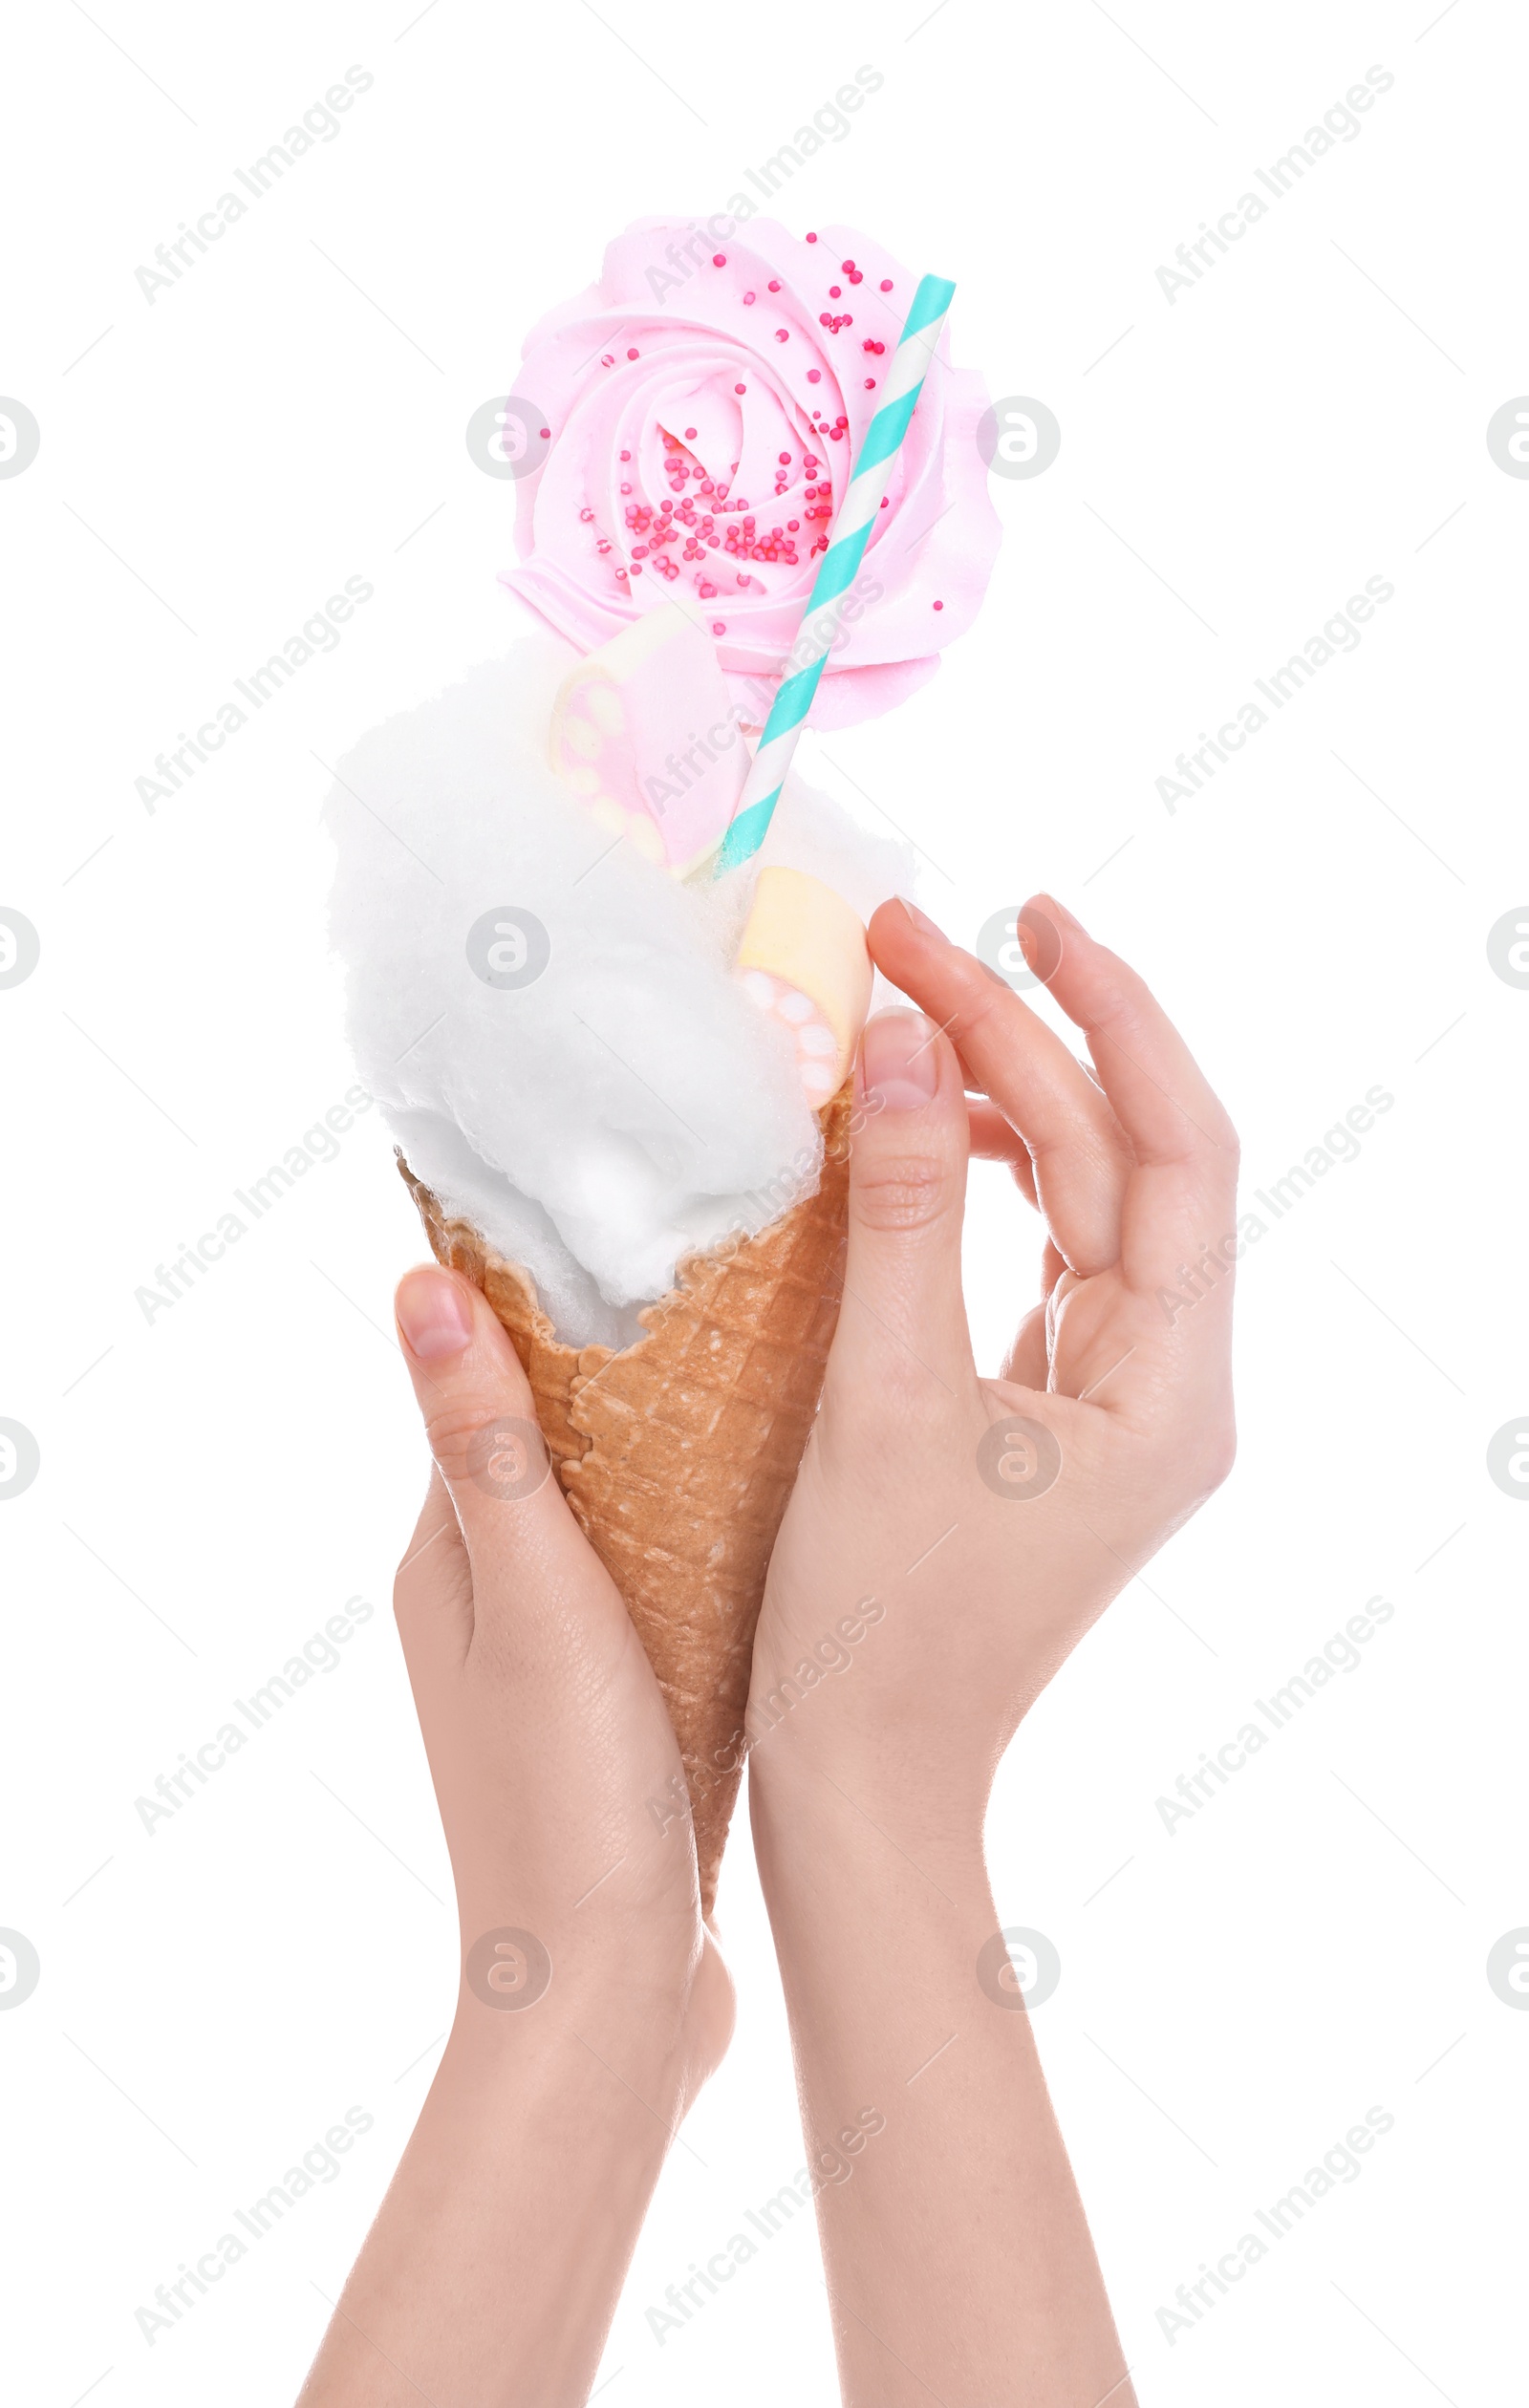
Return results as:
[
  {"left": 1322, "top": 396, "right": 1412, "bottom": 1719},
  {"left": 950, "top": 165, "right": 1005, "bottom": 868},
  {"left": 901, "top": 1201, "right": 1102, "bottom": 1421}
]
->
[
  {"left": 733, "top": 866, "right": 872, "bottom": 1106},
  {"left": 549, "top": 598, "right": 745, "bottom": 875}
]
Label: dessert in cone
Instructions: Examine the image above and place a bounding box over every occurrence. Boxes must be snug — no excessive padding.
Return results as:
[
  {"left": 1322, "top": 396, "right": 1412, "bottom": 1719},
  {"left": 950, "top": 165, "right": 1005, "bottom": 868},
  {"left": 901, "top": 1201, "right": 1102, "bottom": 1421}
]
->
[
  {"left": 323, "top": 225, "right": 997, "bottom": 1915},
  {"left": 398, "top": 1089, "right": 851, "bottom": 1915}
]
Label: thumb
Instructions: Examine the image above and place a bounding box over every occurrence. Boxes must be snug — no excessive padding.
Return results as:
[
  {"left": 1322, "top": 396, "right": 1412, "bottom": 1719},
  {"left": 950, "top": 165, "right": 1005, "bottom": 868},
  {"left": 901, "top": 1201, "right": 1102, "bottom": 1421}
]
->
[
  {"left": 393, "top": 1263, "right": 605, "bottom": 1644},
  {"left": 831, "top": 1008, "right": 974, "bottom": 1400}
]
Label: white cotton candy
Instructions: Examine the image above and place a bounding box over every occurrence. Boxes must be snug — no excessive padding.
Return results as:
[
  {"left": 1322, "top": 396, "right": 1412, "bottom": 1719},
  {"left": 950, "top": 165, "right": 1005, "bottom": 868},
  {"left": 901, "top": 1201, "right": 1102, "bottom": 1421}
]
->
[{"left": 324, "top": 637, "right": 911, "bottom": 1347}]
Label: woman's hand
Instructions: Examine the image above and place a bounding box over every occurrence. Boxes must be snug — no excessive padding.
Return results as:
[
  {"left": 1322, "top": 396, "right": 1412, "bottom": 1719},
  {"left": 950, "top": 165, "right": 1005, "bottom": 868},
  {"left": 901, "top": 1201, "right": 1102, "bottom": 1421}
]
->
[
  {"left": 750, "top": 891, "right": 1238, "bottom": 1830},
  {"left": 745, "top": 893, "right": 1236, "bottom": 2408},
  {"left": 299, "top": 1267, "right": 730, "bottom": 2406}
]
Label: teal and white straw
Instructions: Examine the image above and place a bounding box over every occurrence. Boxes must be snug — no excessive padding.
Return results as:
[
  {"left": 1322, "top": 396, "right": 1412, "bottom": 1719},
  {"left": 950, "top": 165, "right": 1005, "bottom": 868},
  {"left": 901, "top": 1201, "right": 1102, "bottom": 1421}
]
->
[{"left": 716, "top": 271, "right": 955, "bottom": 874}]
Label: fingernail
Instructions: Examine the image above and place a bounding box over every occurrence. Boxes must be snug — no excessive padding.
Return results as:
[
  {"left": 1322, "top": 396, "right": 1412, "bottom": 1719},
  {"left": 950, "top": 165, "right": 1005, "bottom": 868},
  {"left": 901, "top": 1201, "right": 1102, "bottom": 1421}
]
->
[
  {"left": 1014, "top": 903, "right": 1064, "bottom": 982},
  {"left": 1032, "top": 892, "right": 1085, "bottom": 935},
  {"left": 859, "top": 1009, "right": 940, "bottom": 1110},
  {"left": 896, "top": 895, "right": 946, "bottom": 942},
  {"left": 396, "top": 1267, "right": 475, "bottom": 1363}
]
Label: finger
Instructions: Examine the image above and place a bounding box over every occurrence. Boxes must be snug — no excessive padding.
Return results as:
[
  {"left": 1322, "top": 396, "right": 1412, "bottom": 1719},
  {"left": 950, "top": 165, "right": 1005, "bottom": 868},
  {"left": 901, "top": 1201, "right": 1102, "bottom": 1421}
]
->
[
  {"left": 829, "top": 1008, "right": 976, "bottom": 1407},
  {"left": 1026, "top": 894, "right": 1238, "bottom": 1176},
  {"left": 870, "top": 899, "right": 1133, "bottom": 1278},
  {"left": 394, "top": 1265, "right": 625, "bottom": 1664},
  {"left": 393, "top": 1465, "right": 472, "bottom": 1678},
  {"left": 966, "top": 1099, "right": 1039, "bottom": 1206}
]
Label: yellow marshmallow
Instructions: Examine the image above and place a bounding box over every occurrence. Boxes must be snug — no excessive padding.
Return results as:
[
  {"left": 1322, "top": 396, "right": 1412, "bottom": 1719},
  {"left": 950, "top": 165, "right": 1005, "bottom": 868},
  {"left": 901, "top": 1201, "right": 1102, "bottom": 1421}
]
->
[{"left": 733, "top": 867, "right": 872, "bottom": 1097}]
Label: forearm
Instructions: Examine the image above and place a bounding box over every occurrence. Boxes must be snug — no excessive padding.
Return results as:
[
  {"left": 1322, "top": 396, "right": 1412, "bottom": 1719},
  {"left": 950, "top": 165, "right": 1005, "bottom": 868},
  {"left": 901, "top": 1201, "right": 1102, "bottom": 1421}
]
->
[
  {"left": 752, "top": 1764, "right": 1133, "bottom": 2408},
  {"left": 297, "top": 2001, "right": 680, "bottom": 2407}
]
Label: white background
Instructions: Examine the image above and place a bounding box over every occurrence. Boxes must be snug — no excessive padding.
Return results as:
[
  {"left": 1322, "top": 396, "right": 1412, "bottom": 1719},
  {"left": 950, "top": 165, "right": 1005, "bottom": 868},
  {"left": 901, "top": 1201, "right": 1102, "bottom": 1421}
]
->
[{"left": 2, "top": 1, "right": 1525, "bottom": 2401}]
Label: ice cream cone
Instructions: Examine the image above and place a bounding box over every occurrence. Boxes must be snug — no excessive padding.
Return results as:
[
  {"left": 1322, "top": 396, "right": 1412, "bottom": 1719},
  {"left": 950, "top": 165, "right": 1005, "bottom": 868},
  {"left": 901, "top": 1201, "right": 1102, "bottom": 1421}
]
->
[{"left": 398, "top": 1090, "right": 851, "bottom": 1915}]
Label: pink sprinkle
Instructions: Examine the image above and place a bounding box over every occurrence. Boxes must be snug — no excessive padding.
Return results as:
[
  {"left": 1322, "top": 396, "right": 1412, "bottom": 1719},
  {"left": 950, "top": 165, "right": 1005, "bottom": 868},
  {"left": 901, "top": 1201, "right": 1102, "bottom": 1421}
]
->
[
  {"left": 630, "top": 562, "right": 643, "bottom": 573},
  {"left": 579, "top": 507, "right": 594, "bottom": 522},
  {"left": 734, "top": 381, "right": 746, "bottom": 394},
  {"left": 775, "top": 329, "right": 788, "bottom": 341},
  {"left": 879, "top": 497, "right": 889, "bottom": 509},
  {"left": 601, "top": 353, "right": 614, "bottom": 366},
  {"left": 865, "top": 378, "right": 876, "bottom": 389},
  {"left": 627, "top": 346, "right": 638, "bottom": 359},
  {"left": 712, "top": 618, "right": 726, "bottom": 634},
  {"left": 767, "top": 278, "right": 782, "bottom": 291},
  {"left": 807, "top": 369, "right": 821, "bottom": 382},
  {"left": 619, "top": 482, "right": 632, "bottom": 494},
  {"left": 933, "top": 599, "right": 943, "bottom": 610},
  {"left": 619, "top": 448, "right": 631, "bottom": 461},
  {"left": 743, "top": 290, "right": 755, "bottom": 304},
  {"left": 879, "top": 278, "right": 894, "bottom": 291},
  {"left": 848, "top": 271, "right": 863, "bottom": 285},
  {"left": 778, "top": 450, "right": 790, "bottom": 463},
  {"left": 539, "top": 426, "right": 550, "bottom": 438},
  {"left": 699, "top": 581, "right": 717, "bottom": 597},
  {"left": 786, "top": 518, "right": 799, "bottom": 529},
  {"left": 685, "top": 426, "right": 697, "bottom": 439},
  {"left": 712, "top": 252, "right": 726, "bottom": 266},
  {"left": 805, "top": 233, "right": 817, "bottom": 244}
]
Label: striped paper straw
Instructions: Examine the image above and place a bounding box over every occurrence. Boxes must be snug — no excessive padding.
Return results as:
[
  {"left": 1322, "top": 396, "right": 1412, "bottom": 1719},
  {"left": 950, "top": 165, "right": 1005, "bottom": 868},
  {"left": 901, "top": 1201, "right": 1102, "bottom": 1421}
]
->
[{"left": 716, "top": 271, "right": 956, "bottom": 874}]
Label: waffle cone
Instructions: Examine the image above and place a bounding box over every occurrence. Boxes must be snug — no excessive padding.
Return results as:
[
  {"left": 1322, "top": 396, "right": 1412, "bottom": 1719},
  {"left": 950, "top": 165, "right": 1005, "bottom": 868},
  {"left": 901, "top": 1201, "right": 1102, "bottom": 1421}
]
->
[{"left": 398, "top": 1092, "right": 851, "bottom": 1915}]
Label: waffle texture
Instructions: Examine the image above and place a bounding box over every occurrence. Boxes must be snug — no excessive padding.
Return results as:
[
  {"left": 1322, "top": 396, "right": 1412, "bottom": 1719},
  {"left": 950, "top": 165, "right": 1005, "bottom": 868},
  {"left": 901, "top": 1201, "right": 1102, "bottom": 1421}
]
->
[{"left": 399, "top": 1091, "right": 851, "bottom": 1915}]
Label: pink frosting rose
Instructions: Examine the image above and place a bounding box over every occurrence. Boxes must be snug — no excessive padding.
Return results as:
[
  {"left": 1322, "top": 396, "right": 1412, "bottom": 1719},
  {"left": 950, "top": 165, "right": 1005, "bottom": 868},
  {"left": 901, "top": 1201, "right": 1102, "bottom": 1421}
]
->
[{"left": 501, "top": 217, "right": 1001, "bottom": 731}]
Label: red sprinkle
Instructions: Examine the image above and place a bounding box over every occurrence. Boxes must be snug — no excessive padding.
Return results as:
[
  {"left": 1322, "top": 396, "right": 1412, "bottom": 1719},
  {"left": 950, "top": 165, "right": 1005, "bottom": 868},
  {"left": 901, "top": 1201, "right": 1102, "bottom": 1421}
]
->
[{"left": 865, "top": 378, "right": 876, "bottom": 389}]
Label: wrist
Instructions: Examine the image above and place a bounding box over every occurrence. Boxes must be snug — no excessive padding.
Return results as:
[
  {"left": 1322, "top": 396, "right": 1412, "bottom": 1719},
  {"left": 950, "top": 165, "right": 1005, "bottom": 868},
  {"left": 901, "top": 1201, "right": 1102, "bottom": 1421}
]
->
[
  {"left": 749, "top": 1750, "right": 992, "bottom": 1946},
  {"left": 440, "top": 1911, "right": 730, "bottom": 2126},
  {"left": 750, "top": 1741, "right": 987, "bottom": 1894}
]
